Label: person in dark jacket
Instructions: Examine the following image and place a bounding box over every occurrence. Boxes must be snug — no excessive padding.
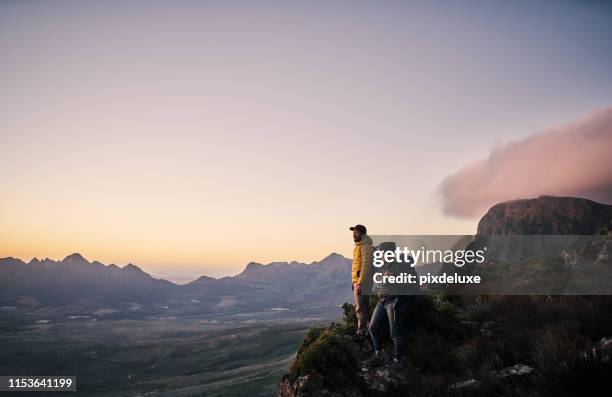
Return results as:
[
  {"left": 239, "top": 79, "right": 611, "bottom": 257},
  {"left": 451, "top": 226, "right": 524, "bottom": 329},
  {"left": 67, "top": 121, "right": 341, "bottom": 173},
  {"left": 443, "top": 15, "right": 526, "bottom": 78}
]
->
[{"left": 369, "top": 241, "right": 417, "bottom": 365}]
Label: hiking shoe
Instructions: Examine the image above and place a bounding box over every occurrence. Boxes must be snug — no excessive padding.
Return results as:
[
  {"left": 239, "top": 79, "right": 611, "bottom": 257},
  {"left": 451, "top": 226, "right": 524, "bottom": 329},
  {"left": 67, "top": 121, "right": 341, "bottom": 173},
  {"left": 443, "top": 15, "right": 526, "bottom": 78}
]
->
[
  {"left": 365, "top": 350, "right": 385, "bottom": 367},
  {"left": 392, "top": 357, "right": 403, "bottom": 369},
  {"left": 352, "top": 333, "right": 365, "bottom": 343}
]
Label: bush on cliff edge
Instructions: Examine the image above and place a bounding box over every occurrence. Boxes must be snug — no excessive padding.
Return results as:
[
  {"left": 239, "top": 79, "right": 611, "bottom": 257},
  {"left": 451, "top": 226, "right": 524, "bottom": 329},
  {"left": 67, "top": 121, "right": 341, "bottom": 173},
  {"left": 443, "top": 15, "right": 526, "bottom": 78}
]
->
[{"left": 289, "top": 325, "right": 359, "bottom": 389}]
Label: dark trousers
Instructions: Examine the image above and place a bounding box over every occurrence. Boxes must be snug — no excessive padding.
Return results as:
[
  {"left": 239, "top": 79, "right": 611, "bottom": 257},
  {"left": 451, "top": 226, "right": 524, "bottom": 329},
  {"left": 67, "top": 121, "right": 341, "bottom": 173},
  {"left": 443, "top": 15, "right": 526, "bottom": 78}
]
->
[{"left": 369, "top": 297, "right": 404, "bottom": 359}]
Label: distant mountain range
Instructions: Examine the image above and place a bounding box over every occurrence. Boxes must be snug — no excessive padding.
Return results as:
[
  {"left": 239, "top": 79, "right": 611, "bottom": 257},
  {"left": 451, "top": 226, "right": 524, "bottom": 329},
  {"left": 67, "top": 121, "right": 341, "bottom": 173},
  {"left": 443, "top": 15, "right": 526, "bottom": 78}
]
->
[{"left": 0, "top": 252, "right": 353, "bottom": 315}]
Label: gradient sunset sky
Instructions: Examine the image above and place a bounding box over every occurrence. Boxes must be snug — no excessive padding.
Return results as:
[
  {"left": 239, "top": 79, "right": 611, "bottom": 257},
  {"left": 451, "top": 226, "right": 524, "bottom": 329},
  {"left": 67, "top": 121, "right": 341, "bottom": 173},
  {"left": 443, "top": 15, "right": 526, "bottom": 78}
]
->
[{"left": 1, "top": 1, "right": 611, "bottom": 280}]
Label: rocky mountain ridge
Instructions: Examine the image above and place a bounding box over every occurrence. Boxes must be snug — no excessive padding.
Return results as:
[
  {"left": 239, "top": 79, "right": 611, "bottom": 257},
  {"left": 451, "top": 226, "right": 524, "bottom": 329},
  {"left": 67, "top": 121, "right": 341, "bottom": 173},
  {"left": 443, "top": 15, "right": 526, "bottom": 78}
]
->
[
  {"left": 477, "top": 195, "right": 612, "bottom": 235},
  {"left": 0, "top": 252, "right": 352, "bottom": 314}
]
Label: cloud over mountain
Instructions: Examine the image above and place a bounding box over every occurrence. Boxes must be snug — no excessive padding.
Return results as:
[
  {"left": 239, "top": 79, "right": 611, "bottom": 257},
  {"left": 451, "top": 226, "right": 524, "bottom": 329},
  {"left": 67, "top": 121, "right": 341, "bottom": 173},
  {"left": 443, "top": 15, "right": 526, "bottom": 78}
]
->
[{"left": 439, "top": 107, "right": 612, "bottom": 218}]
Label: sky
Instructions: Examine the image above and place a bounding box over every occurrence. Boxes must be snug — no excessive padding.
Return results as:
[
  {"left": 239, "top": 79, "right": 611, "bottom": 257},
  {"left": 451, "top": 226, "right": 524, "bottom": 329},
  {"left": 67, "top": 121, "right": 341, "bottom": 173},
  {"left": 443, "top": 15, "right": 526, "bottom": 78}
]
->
[{"left": 1, "top": 0, "right": 611, "bottom": 280}]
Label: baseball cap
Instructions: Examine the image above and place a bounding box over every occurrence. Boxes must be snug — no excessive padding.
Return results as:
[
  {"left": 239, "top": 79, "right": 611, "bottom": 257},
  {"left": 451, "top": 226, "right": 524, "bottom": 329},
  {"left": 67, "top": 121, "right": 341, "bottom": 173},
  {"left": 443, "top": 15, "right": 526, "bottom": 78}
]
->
[{"left": 349, "top": 224, "right": 367, "bottom": 234}]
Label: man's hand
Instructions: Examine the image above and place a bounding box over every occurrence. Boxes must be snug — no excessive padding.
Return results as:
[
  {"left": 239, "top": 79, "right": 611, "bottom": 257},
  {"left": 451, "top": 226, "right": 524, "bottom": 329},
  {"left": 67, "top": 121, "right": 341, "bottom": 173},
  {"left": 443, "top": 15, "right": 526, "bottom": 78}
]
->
[{"left": 354, "top": 283, "right": 361, "bottom": 296}]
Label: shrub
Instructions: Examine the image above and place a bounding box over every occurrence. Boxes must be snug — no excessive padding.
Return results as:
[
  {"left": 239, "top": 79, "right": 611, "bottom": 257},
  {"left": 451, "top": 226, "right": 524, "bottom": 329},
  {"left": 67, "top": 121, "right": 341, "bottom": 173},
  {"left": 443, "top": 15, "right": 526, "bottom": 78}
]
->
[
  {"left": 341, "top": 302, "right": 357, "bottom": 335},
  {"left": 293, "top": 326, "right": 324, "bottom": 359},
  {"left": 405, "top": 330, "right": 461, "bottom": 374},
  {"left": 455, "top": 336, "right": 500, "bottom": 376},
  {"left": 533, "top": 330, "right": 612, "bottom": 396},
  {"left": 290, "top": 327, "right": 359, "bottom": 388}
]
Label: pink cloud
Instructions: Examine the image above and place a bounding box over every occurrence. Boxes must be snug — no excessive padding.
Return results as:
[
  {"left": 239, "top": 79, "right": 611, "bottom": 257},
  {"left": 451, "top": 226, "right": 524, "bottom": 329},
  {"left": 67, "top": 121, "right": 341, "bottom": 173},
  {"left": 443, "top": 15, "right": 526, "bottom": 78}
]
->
[{"left": 439, "top": 107, "right": 612, "bottom": 218}]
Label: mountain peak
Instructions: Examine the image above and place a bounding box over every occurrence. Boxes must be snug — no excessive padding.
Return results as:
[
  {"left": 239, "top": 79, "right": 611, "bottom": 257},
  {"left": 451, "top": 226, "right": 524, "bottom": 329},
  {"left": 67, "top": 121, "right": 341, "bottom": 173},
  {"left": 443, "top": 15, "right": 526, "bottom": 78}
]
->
[
  {"left": 123, "top": 263, "right": 144, "bottom": 273},
  {"left": 188, "top": 275, "right": 216, "bottom": 286},
  {"left": 0, "top": 257, "right": 25, "bottom": 266},
  {"left": 477, "top": 195, "right": 612, "bottom": 235},
  {"left": 245, "top": 261, "right": 263, "bottom": 270},
  {"left": 314, "top": 252, "right": 350, "bottom": 267},
  {"left": 321, "top": 252, "right": 344, "bottom": 261},
  {"left": 63, "top": 253, "right": 89, "bottom": 264}
]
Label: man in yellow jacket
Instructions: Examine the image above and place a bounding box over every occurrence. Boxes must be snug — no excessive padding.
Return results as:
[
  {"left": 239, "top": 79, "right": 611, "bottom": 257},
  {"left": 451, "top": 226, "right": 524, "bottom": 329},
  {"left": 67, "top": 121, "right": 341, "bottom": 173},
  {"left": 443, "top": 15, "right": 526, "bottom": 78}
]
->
[{"left": 350, "top": 224, "right": 374, "bottom": 335}]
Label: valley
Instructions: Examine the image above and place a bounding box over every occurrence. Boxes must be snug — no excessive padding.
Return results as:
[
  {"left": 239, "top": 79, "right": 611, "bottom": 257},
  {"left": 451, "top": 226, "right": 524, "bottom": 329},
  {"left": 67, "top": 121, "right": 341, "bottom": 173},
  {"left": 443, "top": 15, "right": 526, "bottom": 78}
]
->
[{"left": 0, "top": 309, "right": 338, "bottom": 397}]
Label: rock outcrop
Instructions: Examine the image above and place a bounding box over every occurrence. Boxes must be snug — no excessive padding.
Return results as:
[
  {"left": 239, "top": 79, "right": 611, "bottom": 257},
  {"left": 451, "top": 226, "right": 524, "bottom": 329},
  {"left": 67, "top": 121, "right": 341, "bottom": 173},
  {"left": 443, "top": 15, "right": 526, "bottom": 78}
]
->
[{"left": 477, "top": 196, "right": 612, "bottom": 235}]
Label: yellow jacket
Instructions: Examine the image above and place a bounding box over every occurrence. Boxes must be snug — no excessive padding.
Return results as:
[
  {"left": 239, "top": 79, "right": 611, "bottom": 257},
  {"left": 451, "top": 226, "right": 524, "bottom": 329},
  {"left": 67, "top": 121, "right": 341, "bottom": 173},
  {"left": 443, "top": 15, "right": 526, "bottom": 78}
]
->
[{"left": 351, "top": 234, "right": 374, "bottom": 285}]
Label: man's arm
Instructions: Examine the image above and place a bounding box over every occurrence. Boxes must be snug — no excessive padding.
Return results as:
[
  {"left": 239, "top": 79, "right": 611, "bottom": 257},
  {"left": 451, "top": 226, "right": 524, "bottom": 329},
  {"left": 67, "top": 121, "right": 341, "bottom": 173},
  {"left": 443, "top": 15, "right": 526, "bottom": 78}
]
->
[{"left": 358, "top": 244, "right": 373, "bottom": 286}]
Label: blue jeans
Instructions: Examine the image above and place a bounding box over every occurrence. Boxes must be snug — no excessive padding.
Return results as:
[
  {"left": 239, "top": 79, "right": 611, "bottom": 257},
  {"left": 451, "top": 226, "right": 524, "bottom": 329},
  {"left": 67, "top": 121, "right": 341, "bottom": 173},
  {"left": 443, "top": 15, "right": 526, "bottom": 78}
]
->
[{"left": 369, "top": 297, "right": 405, "bottom": 359}]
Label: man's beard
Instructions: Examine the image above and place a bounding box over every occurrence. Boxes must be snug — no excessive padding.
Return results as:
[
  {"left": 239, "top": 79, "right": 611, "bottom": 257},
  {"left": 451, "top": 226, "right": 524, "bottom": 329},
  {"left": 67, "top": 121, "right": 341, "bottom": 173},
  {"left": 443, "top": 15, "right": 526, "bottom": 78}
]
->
[{"left": 354, "top": 236, "right": 361, "bottom": 242}]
